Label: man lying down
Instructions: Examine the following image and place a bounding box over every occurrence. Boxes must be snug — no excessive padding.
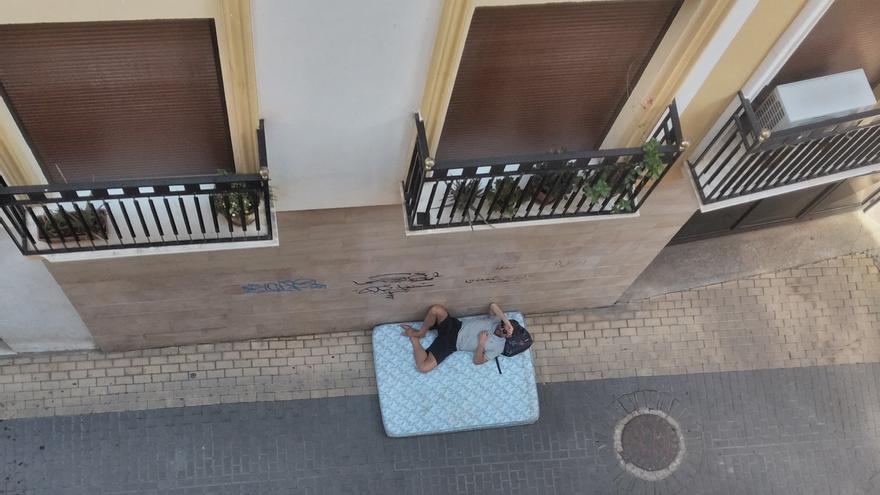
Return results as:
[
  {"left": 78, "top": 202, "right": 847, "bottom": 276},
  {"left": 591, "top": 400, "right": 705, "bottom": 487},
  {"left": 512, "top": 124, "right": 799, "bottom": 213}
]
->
[{"left": 401, "top": 303, "right": 530, "bottom": 373}]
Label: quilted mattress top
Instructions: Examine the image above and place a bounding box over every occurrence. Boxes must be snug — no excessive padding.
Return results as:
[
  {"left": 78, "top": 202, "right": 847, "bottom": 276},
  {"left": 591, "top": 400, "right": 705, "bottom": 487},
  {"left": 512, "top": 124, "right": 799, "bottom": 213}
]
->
[{"left": 372, "top": 312, "right": 540, "bottom": 437}]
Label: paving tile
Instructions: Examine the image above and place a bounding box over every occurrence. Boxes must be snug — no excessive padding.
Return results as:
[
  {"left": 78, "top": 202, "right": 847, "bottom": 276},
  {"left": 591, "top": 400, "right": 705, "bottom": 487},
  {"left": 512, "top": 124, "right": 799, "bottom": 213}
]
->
[{"left": 2, "top": 253, "right": 880, "bottom": 420}]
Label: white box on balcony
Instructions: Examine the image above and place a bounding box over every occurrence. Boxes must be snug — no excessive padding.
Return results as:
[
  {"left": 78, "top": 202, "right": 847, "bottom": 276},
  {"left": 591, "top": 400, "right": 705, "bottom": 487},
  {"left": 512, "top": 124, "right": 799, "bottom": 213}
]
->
[{"left": 756, "top": 69, "right": 877, "bottom": 131}]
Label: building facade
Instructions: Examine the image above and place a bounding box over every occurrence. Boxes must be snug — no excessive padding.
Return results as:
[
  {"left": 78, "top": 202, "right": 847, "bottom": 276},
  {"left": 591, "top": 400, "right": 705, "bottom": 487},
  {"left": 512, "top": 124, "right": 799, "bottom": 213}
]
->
[{"left": 1, "top": 0, "right": 878, "bottom": 352}]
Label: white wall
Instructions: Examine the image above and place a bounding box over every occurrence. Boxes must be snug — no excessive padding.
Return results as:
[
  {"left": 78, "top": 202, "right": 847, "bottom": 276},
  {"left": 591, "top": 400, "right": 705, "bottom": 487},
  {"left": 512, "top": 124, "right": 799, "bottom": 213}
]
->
[
  {"left": 0, "top": 235, "right": 95, "bottom": 352},
  {"left": 252, "top": 0, "right": 443, "bottom": 211}
]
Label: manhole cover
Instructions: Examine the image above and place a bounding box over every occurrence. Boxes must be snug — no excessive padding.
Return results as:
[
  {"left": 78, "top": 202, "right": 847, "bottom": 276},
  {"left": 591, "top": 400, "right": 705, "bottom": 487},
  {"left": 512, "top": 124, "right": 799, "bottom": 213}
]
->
[
  {"left": 620, "top": 413, "right": 680, "bottom": 471},
  {"left": 613, "top": 409, "right": 686, "bottom": 481}
]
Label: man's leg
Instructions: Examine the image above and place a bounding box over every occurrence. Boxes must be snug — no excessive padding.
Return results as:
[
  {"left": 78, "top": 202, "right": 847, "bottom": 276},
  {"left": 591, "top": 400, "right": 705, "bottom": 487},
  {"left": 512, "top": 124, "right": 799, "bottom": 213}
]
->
[
  {"left": 401, "top": 304, "right": 448, "bottom": 338},
  {"left": 402, "top": 304, "right": 448, "bottom": 373},
  {"left": 408, "top": 337, "right": 438, "bottom": 373}
]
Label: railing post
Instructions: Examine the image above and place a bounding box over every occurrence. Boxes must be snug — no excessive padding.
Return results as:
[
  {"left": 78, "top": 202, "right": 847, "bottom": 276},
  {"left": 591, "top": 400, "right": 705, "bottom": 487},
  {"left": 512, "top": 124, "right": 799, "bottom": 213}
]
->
[
  {"left": 257, "top": 119, "right": 273, "bottom": 240},
  {"left": 260, "top": 166, "right": 272, "bottom": 240},
  {"left": 0, "top": 176, "right": 26, "bottom": 253},
  {"left": 407, "top": 113, "right": 431, "bottom": 228},
  {"left": 257, "top": 118, "right": 268, "bottom": 169},
  {"left": 669, "top": 100, "right": 684, "bottom": 147},
  {"left": 737, "top": 91, "right": 767, "bottom": 149}
]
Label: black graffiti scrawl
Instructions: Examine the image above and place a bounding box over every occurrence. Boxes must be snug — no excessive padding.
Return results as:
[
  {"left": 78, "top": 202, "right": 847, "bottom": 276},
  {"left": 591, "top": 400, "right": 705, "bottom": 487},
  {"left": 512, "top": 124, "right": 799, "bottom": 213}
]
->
[{"left": 352, "top": 272, "right": 440, "bottom": 299}]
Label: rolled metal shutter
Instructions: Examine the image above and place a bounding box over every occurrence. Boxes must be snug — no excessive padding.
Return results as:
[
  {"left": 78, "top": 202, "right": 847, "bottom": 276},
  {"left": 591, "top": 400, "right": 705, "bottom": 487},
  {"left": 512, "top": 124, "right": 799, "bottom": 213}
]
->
[
  {"left": 436, "top": 0, "right": 682, "bottom": 162},
  {"left": 766, "top": 0, "right": 880, "bottom": 92},
  {"left": 0, "top": 19, "right": 234, "bottom": 184}
]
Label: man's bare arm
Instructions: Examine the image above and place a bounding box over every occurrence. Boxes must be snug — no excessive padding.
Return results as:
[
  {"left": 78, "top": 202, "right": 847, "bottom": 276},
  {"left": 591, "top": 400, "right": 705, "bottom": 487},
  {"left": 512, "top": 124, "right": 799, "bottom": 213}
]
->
[
  {"left": 489, "top": 302, "right": 508, "bottom": 321},
  {"left": 473, "top": 331, "right": 490, "bottom": 365},
  {"left": 489, "top": 302, "right": 513, "bottom": 333}
]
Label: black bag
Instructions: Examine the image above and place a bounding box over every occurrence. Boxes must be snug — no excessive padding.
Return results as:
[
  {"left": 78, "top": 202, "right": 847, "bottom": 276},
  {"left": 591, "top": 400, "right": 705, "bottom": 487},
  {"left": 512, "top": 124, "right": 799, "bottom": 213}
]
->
[
  {"left": 502, "top": 320, "right": 532, "bottom": 357},
  {"left": 495, "top": 320, "right": 533, "bottom": 374}
]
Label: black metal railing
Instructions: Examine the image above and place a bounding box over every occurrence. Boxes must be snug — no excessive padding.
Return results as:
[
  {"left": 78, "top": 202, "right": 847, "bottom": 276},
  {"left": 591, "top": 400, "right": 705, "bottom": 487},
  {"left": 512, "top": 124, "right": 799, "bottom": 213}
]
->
[
  {"left": 689, "top": 92, "right": 880, "bottom": 205},
  {"left": 403, "top": 103, "right": 684, "bottom": 230},
  {"left": 0, "top": 121, "right": 273, "bottom": 255}
]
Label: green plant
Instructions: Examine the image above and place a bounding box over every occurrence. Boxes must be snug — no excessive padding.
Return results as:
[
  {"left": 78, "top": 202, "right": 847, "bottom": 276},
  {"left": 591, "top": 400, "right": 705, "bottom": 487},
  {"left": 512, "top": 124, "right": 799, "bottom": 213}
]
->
[
  {"left": 39, "top": 206, "right": 105, "bottom": 240},
  {"left": 484, "top": 177, "right": 525, "bottom": 217},
  {"left": 635, "top": 138, "right": 664, "bottom": 180},
  {"left": 579, "top": 139, "right": 664, "bottom": 213},
  {"left": 526, "top": 160, "right": 580, "bottom": 204},
  {"left": 582, "top": 175, "right": 611, "bottom": 204},
  {"left": 611, "top": 197, "right": 633, "bottom": 214},
  {"left": 213, "top": 169, "right": 260, "bottom": 222},
  {"left": 444, "top": 180, "right": 483, "bottom": 209}
]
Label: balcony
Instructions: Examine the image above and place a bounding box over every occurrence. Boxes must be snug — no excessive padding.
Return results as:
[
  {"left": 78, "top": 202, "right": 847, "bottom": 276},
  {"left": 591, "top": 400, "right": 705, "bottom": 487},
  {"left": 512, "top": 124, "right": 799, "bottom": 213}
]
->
[
  {"left": 688, "top": 92, "right": 880, "bottom": 209},
  {"left": 402, "top": 103, "right": 684, "bottom": 231},
  {"left": 0, "top": 123, "right": 274, "bottom": 257}
]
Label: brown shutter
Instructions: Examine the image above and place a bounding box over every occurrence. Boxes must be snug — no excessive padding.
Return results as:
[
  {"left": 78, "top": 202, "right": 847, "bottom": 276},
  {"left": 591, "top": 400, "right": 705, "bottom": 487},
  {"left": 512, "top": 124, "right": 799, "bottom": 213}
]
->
[
  {"left": 765, "top": 0, "right": 880, "bottom": 94},
  {"left": 436, "top": 0, "right": 682, "bottom": 162},
  {"left": 0, "top": 19, "right": 234, "bottom": 184}
]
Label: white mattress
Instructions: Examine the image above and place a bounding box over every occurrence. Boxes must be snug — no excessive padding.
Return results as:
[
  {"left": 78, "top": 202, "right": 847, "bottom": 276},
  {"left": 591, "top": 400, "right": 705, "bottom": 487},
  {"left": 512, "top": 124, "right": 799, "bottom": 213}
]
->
[{"left": 372, "top": 312, "right": 540, "bottom": 438}]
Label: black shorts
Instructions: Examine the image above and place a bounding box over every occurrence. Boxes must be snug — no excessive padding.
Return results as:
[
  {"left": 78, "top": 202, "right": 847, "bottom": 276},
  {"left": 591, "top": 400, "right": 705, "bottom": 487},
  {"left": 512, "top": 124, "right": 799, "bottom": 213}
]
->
[{"left": 425, "top": 315, "right": 462, "bottom": 365}]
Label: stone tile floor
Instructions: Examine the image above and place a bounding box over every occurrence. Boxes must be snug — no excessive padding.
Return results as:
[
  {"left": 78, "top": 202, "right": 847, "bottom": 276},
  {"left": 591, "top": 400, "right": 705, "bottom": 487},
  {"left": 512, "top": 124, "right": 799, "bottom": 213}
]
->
[
  {"left": 1, "top": 253, "right": 879, "bottom": 420},
  {"left": 3, "top": 251, "right": 880, "bottom": 494},
  {"left": 4, "top": 363, "right": 880, "bottom": 494}
]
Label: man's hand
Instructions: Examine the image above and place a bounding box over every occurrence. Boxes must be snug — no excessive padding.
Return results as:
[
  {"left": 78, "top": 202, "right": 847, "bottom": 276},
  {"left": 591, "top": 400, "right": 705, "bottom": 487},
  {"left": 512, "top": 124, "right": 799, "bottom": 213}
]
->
[
  {"left": 489, "top": 303, "right": 513, "bottom": 337},
  {"left": 474, "top": 331, "right": 490, "bottom": 365},
  {"left": 501, "top": 320, "right": 513, "bottom": 335}
]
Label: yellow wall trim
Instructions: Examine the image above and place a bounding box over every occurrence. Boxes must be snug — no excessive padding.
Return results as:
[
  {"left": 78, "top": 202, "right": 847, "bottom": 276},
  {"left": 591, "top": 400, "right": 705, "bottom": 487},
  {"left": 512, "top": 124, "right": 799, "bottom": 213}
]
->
[
  {"left": 217, "top": 0, "right": 261, "bottom": 172},
  {"left": 419, "top": 0, "right": 473, "bottom": 153},
  {"left": 0, "top": 101, "right": 44, "bottom": 185}
]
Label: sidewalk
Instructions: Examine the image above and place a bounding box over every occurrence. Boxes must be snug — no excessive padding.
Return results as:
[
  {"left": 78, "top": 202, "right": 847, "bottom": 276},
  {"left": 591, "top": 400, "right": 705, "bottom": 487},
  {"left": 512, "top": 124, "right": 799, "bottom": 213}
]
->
[
  {"left": 1, "top": 252, "right": 879, "bottom": 420},
  {"left": 6, "top": 363, "right": 880, "bottom": 494}
]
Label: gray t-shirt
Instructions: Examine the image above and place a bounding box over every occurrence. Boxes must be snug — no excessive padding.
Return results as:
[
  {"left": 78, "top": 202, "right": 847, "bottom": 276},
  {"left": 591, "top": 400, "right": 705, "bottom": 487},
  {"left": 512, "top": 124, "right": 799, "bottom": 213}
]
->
[{"left": 456, "top": 317, "right": 506, "bottom": 360}]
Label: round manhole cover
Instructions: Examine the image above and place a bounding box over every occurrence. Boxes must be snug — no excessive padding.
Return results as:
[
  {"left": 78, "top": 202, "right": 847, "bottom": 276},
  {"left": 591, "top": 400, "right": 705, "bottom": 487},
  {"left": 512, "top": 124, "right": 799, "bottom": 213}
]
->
[
  {"left": 613, "top": 409, "right": 686, "bottom": 481},
  {"left": 620, "top": 413, "right": 680, "bottom": 471}
]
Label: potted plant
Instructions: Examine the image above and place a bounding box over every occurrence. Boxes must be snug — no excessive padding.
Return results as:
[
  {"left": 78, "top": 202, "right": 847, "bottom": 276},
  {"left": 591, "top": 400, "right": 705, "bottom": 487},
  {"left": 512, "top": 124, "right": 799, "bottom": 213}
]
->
[
  {"left": 526, "top": 160, "right": 580, "bottom": 205},
  {"left": 38, "top": 206, "right": 107, "bottom": 243},
  {"left": 580, "top": 139, "right": 664, "bottom": 214},
  {"left": 483, "top": 176, "right": 526, "bottom": 217},
  {"left": 444, "top": 180, "right": 483, "bottom": 211},
  {"left": 213, "top": 170, "right": 261, "bottom": 226}
]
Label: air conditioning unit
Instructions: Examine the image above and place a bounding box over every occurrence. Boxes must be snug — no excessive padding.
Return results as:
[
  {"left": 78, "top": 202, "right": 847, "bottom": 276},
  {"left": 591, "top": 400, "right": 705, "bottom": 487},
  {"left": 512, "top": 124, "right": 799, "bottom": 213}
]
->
[{"left": 755, "top": 69, "right": 877, "bottom": 131}]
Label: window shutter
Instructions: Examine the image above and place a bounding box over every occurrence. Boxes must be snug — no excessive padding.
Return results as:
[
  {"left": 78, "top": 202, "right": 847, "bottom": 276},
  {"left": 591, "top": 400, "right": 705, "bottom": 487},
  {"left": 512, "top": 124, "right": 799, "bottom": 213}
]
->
[
  {"left": 0, "top": 19, "right": 234, "bottom": 183},
  {"left": 436, "top": 0, "right": 682, "bottom": 162},
  {"left": 766, "top": 0, "right": 880, "bottom": 91}
]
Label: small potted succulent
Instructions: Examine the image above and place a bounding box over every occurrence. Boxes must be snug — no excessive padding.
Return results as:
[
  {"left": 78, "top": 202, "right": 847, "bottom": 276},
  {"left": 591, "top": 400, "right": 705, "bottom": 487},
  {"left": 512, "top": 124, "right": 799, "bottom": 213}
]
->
[
  {"left": 444, "top": 180, "right": 483, "bottom": 210},
  {"left": 213, "top": 170, "right": 261, "bottom": 226},
  {"left": 526, "top": 160, "right": 580, "bottom": 205},
  {"left": 483, "top": 176, "right": 526, "bottom": 217},
  {"left": 38, "top": 206, "right": 108, "bottom": 243}
]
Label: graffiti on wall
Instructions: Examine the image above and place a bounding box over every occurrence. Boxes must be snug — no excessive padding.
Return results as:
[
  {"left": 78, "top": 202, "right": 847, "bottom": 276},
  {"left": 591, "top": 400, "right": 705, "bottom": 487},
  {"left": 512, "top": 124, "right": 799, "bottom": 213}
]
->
[
  {"left": 464, "top": 274, "right": 528, "bottom": 285},
  {"left": 352, "top": 272, "right": 440, "bottom": 299},
  {"left": 242, "top": 278, "right": 327, "bottom": 294},
  {"left": 554, "top": 258, "right": 595, "bottom": 269}
]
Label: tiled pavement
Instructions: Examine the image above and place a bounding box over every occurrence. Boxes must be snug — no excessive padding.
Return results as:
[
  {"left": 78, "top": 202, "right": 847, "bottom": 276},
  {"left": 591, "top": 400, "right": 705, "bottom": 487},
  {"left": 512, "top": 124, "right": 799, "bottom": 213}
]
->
[
  {"left": 1, "top": 253, "right": 880, "bottom": 420},
  {"left": 4, "top": 363, "right": 880, "bottom": 494}
]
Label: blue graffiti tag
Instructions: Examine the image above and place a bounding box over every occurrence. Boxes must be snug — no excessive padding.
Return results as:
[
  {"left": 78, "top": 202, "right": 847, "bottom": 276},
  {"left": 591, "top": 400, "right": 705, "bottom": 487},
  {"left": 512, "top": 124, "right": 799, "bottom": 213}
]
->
[{"left": 242, "top": 278, "right": 327, "bottom": 294}]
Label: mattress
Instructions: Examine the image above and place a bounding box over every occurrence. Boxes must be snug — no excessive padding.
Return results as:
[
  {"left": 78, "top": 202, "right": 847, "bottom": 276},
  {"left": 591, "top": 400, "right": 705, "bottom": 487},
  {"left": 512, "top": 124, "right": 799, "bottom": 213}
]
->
[{"left": 372, "top": 312, "right": 540, "bottom": 438}]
